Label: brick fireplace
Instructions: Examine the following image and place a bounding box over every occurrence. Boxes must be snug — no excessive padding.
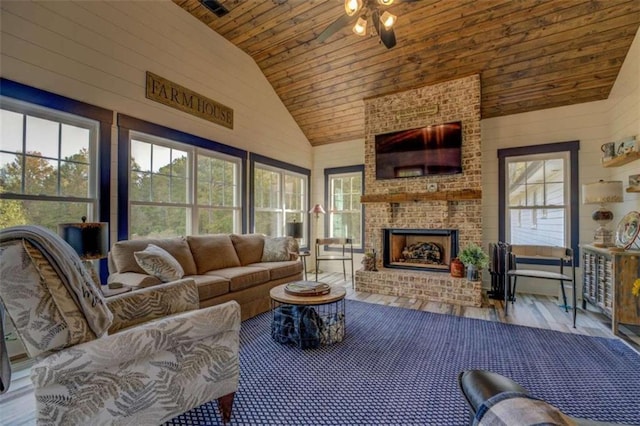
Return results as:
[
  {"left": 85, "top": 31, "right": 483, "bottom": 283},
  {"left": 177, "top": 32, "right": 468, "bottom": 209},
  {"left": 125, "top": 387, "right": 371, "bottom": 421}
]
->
[{"left": 355, "top": 75, "right": 483, "bottom": 307}]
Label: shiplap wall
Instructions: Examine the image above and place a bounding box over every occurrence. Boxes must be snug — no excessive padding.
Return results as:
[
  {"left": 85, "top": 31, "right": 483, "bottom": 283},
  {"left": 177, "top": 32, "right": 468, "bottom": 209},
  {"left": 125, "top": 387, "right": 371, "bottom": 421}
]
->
[{"left": 0, "top": 0, "right": 312, "bottom": 235}]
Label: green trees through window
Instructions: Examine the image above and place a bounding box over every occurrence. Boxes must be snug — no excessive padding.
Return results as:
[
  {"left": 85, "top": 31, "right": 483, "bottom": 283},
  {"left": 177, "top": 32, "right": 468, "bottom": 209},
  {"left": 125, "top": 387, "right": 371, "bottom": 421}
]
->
[
  {"left": 128, "top": 134, "right": 241, "bottom": 239},
  {"left": 0, "top": 106, "right": 98, "bottom": 230}
]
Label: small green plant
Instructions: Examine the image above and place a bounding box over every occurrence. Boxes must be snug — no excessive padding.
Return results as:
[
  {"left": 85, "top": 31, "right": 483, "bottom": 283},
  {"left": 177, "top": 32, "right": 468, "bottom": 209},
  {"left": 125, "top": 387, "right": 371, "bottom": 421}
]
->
[{"left": 458, "top": 243, "right": 489, "bottom": 269}]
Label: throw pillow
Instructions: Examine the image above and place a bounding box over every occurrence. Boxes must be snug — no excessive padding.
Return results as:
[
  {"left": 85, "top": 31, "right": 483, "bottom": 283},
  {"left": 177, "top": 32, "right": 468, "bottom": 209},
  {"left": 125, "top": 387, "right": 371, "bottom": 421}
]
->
[
  {"left": 134, "top": 244, "right": 184, "bottom": 283},
  {"left": 262, "top": 237, "right": 292, "bottom": 262}
]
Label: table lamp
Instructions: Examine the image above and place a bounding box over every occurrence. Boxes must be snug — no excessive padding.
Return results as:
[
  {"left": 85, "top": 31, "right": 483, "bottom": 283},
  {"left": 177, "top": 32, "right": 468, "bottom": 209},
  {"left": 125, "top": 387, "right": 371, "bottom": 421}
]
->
[
  {"left": 286, "top": 220, "right": 303, "bottom": 241},
  {"left": 582, "top": 180, "right": 623, "bottom": 247},
  {"left": 59, "top": 216, "right": 109, "bottom": 285}
]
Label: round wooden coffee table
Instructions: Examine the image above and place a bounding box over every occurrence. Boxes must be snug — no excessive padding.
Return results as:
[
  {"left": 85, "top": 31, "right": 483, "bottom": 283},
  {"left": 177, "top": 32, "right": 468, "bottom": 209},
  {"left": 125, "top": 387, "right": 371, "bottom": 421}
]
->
[{"left": 270, "top": 282, "right": 346, "bottom": 347}]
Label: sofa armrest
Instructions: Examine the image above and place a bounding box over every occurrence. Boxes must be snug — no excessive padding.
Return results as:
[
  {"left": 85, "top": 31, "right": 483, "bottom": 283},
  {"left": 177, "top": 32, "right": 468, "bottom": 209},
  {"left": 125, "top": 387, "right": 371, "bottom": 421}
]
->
[
  {"left": 32, "top": 300, "right": 240, "bottom": 379},
  {"left": 106, "top": 278, "right": 200, "bottom": 333}
]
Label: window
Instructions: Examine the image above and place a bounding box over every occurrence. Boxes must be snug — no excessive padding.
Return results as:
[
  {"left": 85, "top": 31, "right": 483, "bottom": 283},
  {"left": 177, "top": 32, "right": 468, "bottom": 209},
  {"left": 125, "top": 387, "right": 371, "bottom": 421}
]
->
[
  {"left": 251, "top": 154, "right": 310, "bottom": 248},
  {"left": 118, "top": 114, "right": 246, "bottom": 240},
  {"left": 0, "top": 97, "right": 102, "bottom": 230},
  {"left": 128, "top": 132, "right": 242, "bottom": 238},
  {"left": 498, "top": 141, "right": 579, "bottom": 262},
  {"left": 325, "top": 165, "right": 364, "bottom": 251}
]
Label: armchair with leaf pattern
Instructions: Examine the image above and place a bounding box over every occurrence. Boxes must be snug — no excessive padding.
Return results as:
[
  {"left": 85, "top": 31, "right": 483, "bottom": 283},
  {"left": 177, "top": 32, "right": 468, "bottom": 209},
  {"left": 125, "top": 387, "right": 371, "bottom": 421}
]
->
[{"left": 0, "top": 226, "right": 240, "bottom": 425}]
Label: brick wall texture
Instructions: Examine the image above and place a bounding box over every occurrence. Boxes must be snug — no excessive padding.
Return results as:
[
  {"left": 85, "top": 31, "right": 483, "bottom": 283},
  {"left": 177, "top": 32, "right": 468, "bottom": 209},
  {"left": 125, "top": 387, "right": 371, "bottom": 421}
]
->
[{"left": 357, "top": 75, "right": 483, "bottom": 305}]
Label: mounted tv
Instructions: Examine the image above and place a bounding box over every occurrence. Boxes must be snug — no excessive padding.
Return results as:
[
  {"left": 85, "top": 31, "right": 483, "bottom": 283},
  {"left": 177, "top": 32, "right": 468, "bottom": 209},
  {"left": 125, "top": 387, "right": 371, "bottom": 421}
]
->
[{"left": 375, "top": 121, "right": 463, "bottom": 179}]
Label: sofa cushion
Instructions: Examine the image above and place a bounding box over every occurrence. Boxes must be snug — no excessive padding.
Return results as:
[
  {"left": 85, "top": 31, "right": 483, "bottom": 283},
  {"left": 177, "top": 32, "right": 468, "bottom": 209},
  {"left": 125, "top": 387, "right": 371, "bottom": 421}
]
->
[
  {"left": 111, "top": 237, "right": 197, "bottom": 276},
  {"left": 208, "top": 266, "right": 270, "bottom": 292},
  {"left": 188, "top": 234, "right": 241, "bottom": 274},
  {"left": 262, "top": 237, "right": 292, "bottom": 262},
  {"left": 230, "top": 234, "right": 265, "bottom": 266},
  {"left": 134, "top": 244, "right": 184, "bottom": 282},
  {"left": 250, "top": 261, "right": 303, "bottom": 280},
  {"left": 186, "top": 274, "right": 231, "bottom": 301}
]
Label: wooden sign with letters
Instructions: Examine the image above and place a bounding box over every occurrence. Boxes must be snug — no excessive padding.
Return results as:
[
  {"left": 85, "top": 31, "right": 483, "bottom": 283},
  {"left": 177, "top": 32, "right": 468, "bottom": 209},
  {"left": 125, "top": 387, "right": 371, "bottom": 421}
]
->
[{"left": 145, "top": 71, "right": 234, "bottom": 129}]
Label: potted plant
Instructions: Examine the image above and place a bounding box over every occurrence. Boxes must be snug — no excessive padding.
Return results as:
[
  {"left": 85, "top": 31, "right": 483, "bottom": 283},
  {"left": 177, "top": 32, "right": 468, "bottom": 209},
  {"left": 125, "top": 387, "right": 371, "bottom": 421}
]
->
[{"left": 458, "top": 243, "right": 489, "bottom": 281}]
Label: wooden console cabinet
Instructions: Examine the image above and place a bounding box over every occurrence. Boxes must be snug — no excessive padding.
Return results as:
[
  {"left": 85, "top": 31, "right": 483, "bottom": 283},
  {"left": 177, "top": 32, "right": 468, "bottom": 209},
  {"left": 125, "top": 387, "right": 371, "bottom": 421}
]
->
[{"left": 581, "top": 244, "right": 640, "bottom": 335}]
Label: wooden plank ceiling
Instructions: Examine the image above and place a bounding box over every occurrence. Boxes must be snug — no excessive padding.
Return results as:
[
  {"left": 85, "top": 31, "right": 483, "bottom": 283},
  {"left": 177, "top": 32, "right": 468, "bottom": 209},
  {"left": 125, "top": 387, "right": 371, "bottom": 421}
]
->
[{"left": 175, "top": 0, "right": 640, "bottom": 146}]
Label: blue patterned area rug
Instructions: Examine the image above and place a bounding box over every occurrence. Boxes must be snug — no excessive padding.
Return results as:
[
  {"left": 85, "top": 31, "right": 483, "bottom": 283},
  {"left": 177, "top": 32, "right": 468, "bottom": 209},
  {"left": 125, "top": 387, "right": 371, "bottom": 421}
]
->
[{"left": 167, "top": 299, "right": 640, "bottom": 425}]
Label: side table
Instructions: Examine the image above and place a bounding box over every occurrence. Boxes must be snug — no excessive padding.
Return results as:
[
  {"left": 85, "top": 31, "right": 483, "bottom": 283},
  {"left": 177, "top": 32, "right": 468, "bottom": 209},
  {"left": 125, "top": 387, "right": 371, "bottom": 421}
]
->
[{"left": 298, "top": 251, "right": 310, "bottom": 280}]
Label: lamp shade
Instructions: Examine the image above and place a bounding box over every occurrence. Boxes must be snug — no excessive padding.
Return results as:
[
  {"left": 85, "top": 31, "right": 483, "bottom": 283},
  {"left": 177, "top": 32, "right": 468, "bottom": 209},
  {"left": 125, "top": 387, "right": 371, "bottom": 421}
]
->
[
  {"left": 309, "top": 204, "right": 326, "bottom": 215},
  {"left": 286, "top": 222, "right": 303, "bottom": 239},
  {"left": 582, "top": 180, "right": 623, "bottom": 204},
  {"left": 58, "top": 218, "right": 109, "bottom": 260}
]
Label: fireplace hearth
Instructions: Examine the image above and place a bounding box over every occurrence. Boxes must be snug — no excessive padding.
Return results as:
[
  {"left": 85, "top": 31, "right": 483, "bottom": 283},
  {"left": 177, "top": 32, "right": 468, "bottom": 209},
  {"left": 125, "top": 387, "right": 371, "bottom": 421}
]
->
[{"left": 383, "top": 228, "right": 458, "bottom": 272}]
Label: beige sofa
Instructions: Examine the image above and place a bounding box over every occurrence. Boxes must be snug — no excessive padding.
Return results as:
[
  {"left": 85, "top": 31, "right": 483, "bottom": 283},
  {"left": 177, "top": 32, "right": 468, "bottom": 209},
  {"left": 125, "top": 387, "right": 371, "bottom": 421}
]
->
[{"left": 108, "top": 233, "right": 303, "bottom": 320}]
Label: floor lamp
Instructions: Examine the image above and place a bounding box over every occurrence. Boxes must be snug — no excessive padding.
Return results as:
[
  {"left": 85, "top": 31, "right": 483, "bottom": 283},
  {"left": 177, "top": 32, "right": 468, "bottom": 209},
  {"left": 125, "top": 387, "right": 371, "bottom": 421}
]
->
[
  {"left": 309, "top": 204, "right": 326, "bottom": 273},
  {"left": 58, "top": 216, "right": 109, "bottom": 286}
]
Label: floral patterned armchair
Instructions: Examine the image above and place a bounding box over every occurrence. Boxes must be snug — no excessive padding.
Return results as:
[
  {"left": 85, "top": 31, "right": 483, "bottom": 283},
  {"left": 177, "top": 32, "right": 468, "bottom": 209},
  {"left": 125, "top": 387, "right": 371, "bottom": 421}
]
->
[{"left": 0, "top": 226, "right": 240, "bottom": 425}]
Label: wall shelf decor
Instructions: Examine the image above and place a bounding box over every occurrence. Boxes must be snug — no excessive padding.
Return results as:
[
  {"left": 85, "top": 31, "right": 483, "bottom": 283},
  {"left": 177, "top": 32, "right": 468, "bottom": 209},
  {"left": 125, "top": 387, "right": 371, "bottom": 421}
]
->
[{"left": 601, "top": 151, "right": 640, "bottom": 168}]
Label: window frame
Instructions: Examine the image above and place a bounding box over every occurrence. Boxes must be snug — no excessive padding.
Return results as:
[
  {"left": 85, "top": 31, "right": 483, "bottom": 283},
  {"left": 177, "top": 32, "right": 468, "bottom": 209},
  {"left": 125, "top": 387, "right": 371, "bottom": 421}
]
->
[
  {"left": 498, "top": 141, "right": 579, "bottom": 266},
  {"left": 324, "top": 165, "right": 365, "bottom": 253},
  {"left": 249, "top": 153, "right": 310, "bottom": 250},
  {"left": 117, "top": 114, "right": 247, "bottom": 240}
]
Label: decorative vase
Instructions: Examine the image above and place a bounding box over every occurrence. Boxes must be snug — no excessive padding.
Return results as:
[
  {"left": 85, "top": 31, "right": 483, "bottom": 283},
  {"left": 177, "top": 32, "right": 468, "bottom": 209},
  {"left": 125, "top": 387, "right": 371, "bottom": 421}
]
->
[
  {"left": 466, "top": 265, "right": 479, "bottom": 281},
  {"left": 450, "top": 258, "right": 464, "bottom": 278}
]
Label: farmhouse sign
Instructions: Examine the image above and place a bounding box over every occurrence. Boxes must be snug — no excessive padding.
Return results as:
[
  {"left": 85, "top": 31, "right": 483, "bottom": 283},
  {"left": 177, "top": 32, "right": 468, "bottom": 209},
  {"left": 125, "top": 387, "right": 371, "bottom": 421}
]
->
[{"left": 145, "top": 71, "right": 234, "bottom": 129}]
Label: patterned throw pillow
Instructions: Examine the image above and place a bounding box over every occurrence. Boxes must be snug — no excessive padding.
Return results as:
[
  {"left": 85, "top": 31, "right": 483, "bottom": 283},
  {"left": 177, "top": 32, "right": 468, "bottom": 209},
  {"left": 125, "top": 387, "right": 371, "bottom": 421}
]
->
[
  {"left": 134, "top": 244, "right": 184, "bottom": 282},
  {"left": 261, "top": 237, "right": 292, "bottom": 262}
]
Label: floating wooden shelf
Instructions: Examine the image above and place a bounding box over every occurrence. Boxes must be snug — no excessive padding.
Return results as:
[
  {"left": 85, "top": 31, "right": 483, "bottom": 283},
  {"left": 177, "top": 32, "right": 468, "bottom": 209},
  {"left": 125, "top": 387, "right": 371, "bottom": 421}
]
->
[
  {"left": 360, "top": 189, "right": 481, "bottom": 203},
  {"left": 601, "top": 151, "right": 640, "bottom": 167},
  {"left": 627, "top": 187, "right": 640, "bottom": 193}
]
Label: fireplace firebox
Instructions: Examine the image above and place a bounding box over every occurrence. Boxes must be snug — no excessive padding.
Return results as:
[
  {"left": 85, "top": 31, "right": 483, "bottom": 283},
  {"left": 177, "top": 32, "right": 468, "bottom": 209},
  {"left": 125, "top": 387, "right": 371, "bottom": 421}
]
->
[{"left": 383, "top": 228, "right": 459, "bottom": 272}]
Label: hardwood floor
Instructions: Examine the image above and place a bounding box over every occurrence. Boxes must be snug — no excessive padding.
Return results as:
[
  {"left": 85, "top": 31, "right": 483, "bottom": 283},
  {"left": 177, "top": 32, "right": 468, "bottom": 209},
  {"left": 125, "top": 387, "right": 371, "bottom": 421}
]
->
[{"left": 1, "top": 272, "right": 638, "bottom": 425}]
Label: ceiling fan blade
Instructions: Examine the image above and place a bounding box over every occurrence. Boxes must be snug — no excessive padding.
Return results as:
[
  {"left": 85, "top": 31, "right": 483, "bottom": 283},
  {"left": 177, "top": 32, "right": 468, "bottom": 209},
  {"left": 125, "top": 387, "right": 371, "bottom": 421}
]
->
[
  {"left": 317, "top": 13, "right": 357, "bottom": 43},
  {"left": 379, "top": 26, "right": 397, "bottom": 49},
  {"left": 372, "top": 9, "right": 397, "bottom": 49}
]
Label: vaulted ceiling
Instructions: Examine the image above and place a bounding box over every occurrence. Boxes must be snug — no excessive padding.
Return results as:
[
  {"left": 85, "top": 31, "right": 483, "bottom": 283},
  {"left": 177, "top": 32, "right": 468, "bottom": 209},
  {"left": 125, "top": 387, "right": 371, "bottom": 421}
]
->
[{"left": 175, "top": 0, "right": 640, "bottom": 146}]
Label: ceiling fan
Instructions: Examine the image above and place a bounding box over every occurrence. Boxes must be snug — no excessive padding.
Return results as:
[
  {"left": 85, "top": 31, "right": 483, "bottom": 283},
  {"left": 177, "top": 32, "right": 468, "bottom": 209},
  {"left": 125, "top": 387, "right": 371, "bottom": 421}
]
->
[{"left": 317, "top": 0, "right": 415, "bottom": 49}]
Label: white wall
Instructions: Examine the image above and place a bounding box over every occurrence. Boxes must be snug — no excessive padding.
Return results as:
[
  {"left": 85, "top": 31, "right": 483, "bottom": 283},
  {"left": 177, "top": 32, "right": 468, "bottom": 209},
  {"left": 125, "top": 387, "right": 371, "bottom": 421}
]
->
[
  {"left": 0, "top": 0, "right": 312, "bottom": 235},
  {"left": 481, "top": 28, "right": 640, "bottom": 297}
]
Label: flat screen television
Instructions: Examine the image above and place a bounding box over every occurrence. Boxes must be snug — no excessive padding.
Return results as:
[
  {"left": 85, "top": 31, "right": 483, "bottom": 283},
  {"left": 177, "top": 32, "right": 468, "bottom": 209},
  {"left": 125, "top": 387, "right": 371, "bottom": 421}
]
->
[{"left": 375, "top": 121, "right": 463, "bottom": 179}]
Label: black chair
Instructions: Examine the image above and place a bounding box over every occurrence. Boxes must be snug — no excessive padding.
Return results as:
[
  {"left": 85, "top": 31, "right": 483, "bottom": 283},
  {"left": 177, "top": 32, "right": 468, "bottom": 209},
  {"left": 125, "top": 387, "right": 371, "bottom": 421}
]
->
[
  {"left": 505, "top": 244, "right": 576, "bottom": 328},
  {"left": 315, "top": 238, "right": 354, "bottom": 285}
]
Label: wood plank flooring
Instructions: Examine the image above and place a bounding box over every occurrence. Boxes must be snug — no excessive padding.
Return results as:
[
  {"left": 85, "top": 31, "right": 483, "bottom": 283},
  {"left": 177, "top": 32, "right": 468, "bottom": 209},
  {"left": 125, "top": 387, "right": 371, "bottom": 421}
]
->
[{"left": 1, "top": 272, "right": 638, "bottom": 425}]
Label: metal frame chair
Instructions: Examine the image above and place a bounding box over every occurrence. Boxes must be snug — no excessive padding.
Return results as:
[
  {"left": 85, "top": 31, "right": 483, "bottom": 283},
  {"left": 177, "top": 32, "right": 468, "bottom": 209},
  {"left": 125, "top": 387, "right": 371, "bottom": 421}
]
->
[
  {"left": 315, "top": 238, "right": 354, "bottom": 286},
  {"left": 505, "top": 244, "right": 576, "bottom": 328}
]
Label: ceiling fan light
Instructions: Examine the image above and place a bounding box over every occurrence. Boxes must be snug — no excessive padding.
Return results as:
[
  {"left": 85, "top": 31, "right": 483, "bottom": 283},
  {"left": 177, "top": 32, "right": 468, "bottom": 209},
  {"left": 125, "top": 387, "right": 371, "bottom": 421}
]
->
[
  {"left": 353, "top": 16, "right": 367, "bottom": 36},
  {"left": 380, "top": 11, "right": 397, "bottom": 29},
  {"left": 345, "top": 0, "right": 363, "bottom": 16},
  {"left": 377, "top": 0, "right": 394, "bottom": 5}
]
